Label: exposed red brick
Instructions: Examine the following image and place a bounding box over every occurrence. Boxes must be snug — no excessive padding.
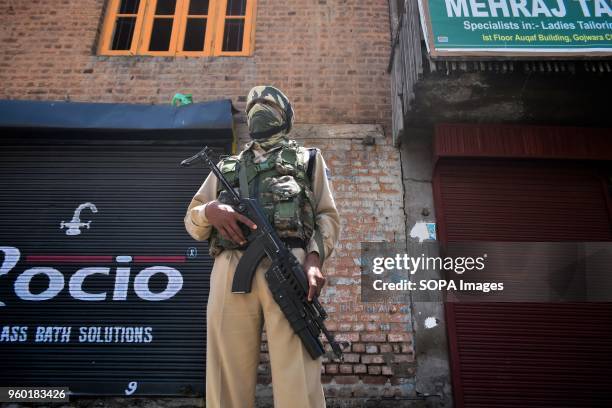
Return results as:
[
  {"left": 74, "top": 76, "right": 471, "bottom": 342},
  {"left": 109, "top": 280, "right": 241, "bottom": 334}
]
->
[
  {"left": 325, "top": 364, "right": 339, "bottom": 374},
  {"left": 367, "top": 365, "right": 382, "bottom": 375},
  {"left": 351, "top": 343, "right": 366, "bottom": 353},
  {"left": 365, "top": 344, "right": 379, "bottom": 354},
  {"left": 362, "top": 376, "right": 388, "bottom": 385},
  {"left": 361, "top": 333, "right": 387, "bottom": 342},
  {"left": 339, "top": 364, "right": 353, "bottom": 374},
  {"left": 388, "top": 333, "right": 411, "bottom": 342},
  {"left": 361, "top": 354, "right": 385, "bottom": 364},
  {"left": 354, "top": 364, "right": 367, "bottom": 374},
  {"left": 342, "top": 353, "right": 360, "bottom": 363},
  {"left": 352, "top": 323, "right": 365, "bottom": 331},
  {"left": 338, "top": 323, "right": 353, "bottom": 331},
  {"left": 335, "top": 332, "right": 360, "bottom": 343},
  {"left": 334, "top": 376, "right": 360, "bottom": 385},
  {"left": 401, "top": 343, "right": 414, "bottom": 354},
  {"left": 379, "top": 344, "right": 393, "bottom": 353}
]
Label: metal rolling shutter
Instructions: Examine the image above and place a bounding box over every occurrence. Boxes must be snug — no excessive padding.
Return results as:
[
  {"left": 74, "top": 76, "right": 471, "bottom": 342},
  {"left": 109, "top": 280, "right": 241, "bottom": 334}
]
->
[
  {"left": 0, "top": 100, "right": 233, "bottom": 396},
  {"left": 434, "top": 158, "right": 612, "bottom": 408}
]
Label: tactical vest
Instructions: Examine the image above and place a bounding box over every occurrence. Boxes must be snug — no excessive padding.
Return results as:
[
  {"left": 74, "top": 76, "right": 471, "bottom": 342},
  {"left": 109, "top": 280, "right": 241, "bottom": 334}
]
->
[{"left": 208, "top": 141, "right": 317, "bottom": 257}]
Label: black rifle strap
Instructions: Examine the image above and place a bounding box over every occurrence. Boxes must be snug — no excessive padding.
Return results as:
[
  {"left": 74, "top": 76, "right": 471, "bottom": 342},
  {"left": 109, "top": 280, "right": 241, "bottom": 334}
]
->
[
  {"left": 238, "top": 154, "right": 250, "bottom": 199},
  {"left": 306, "top": 148, "right": 317, "bottom": 181}
]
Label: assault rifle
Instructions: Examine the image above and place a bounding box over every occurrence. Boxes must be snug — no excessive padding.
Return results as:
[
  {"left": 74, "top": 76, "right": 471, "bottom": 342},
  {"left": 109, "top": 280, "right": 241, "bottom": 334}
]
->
[{"left": 181, "top": 146, "right": 342, "bottom": 359}]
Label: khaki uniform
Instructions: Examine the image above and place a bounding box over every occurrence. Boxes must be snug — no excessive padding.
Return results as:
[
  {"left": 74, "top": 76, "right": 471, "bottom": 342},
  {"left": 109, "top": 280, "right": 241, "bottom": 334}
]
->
[{"left": 184, "top": 142, "right": 340, "bottom": 408}]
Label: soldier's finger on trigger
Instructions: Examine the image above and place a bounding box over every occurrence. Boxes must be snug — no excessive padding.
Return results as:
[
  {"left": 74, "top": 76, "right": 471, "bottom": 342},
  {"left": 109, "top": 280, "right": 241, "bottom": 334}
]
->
[
  {"left": 309, "top": 278, "right": 318, "bottom": 294},
  {"left": 308, "top": 286, "right": 316, "bottom": 301},
  {"left": 237, "top": 213, "right": 257, "bottom": 230}
]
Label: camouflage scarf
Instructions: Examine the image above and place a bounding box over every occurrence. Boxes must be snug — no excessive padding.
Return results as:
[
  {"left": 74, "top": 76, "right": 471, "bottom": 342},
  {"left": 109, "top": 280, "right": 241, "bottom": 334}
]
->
[
  {"left": 251, "top": 133, "right": 290, "bottom": 151},
  {"left": 247, "top": 102, "right": 286, "bottom": 141}
]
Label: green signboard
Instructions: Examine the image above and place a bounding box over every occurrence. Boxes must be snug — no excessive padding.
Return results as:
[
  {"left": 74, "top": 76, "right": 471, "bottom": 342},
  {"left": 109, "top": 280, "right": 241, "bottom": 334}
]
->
[{"left": 418, "top": 0, "right": 612, "bottom": 57}]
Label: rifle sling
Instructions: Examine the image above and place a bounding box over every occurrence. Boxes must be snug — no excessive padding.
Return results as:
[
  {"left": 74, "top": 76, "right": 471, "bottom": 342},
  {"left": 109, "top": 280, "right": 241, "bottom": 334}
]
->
[{"left": 238, "top": 155, "right": 250, "bottom": 199}]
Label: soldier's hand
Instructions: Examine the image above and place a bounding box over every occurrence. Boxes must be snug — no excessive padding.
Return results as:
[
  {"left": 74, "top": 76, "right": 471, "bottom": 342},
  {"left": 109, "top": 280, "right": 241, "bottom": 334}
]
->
[
  {"left": 304, "top": 252, "right": 326, "bottom": 301},
  {"left": 205, "top": 200, "right": 257, "bottom": 245}
]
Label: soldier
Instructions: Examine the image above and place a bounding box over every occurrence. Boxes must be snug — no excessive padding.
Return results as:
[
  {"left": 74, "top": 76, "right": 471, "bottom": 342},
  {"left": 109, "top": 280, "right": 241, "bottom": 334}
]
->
[{"left": 184, "top": 86, "right": 340, "bottom": 408}]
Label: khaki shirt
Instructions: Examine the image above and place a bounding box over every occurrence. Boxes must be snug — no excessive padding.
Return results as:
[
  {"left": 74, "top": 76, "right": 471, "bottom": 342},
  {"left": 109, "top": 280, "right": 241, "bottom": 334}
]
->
[{"left": 184, "top": 143, "right": 340, "bottom": 263}]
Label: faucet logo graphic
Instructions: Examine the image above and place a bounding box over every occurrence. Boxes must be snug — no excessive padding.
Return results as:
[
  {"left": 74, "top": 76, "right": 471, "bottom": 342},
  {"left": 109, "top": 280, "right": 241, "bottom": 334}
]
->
[{"left": 60, "top": 202, "right": 98, "bottom": 236}]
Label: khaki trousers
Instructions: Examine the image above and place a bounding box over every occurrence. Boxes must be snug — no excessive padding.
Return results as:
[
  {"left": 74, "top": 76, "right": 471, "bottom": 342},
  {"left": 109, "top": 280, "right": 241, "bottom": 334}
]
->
[{"left": 206, "top": 247, "right": 326, "bottom": 408}]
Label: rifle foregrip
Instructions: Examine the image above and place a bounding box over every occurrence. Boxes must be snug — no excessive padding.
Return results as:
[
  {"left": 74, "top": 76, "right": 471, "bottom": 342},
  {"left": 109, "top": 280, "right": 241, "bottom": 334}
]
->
[{"left": 266, "top": 263, "right": 326, "bottom": 359}]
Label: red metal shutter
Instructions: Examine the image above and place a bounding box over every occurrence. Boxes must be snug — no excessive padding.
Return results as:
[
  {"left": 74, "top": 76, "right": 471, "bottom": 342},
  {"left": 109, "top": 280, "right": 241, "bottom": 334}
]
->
[{"left": 434, "top": 158, "right": 612, "bottom": 408}]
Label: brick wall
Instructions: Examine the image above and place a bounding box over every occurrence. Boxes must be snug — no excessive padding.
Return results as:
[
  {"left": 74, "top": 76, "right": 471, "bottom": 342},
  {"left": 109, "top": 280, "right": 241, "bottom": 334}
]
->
[{"left": 0, "top": 0, "right": 391, "bottom": 126}]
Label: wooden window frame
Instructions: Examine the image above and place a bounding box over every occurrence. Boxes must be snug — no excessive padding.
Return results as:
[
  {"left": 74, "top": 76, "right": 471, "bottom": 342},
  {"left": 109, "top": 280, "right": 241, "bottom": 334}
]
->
[
  {"left": 139, "top": 0, "right": 184, "bottom": 56},
  {"left": 99, "top": 0, "right": 148, "bottom": 56},
  {"left": 211, "top": 0, "right": 256, "bottom": 57},
  {"left": 175, "top": 0, "right": 215, "bottom": 56},
  {"left": 98, "top": 0, "right": 257, "bottom": 57}
]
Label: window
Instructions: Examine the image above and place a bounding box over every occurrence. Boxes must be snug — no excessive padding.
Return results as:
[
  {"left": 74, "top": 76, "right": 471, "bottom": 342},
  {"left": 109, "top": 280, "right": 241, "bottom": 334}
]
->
[{"left": 98, "top": 0, "right": 256, "bottom": 56}]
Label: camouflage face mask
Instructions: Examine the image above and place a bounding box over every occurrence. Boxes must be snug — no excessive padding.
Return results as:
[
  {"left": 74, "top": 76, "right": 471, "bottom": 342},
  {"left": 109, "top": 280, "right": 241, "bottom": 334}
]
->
[{"left": 247, "top": 102, "right": 286, "bottom": 140}]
